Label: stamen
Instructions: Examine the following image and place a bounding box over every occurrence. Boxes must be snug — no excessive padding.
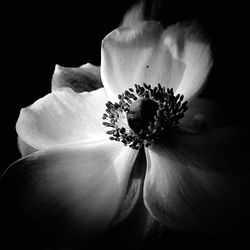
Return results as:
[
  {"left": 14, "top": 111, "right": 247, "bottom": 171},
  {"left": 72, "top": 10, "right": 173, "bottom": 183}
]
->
[
  {"left": 102, "top": 84, "right": 188, "bottom": 150},
  {"left": 127, "top": 98, "right": 158, "bottom": 133}
]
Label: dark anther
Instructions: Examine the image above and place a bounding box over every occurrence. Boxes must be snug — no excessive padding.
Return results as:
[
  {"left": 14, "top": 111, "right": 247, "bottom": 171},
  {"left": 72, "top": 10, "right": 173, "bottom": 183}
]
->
[
  {"left": 102, "top": 83, "right": 188, "bottom": 150},
  {"left": 127, "top": 99, "right": 159, "bottom": 134}
]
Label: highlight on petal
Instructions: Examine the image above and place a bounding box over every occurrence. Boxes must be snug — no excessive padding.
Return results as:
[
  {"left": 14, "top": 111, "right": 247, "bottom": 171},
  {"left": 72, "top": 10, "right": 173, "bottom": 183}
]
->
[
  {"left": 144, "top": 127, "right": 250, "bottom": 234},
  {"left": 101, "top": 21, "right": 185, "bottom": 101},
  {"left": 101, "top": 20, "right": 211, "bottom": 102},
  {"left": 52, "top": 63, "right": 102, "bottom": 93},
  {"left": 1, "top": 140, "right": 138, "bottom": 245},
  {"left": 164, "top": 24, "right": 212, "bottom": 100},
  {"left": 16, "top": 87, "right": 108, "bottom": 151}
]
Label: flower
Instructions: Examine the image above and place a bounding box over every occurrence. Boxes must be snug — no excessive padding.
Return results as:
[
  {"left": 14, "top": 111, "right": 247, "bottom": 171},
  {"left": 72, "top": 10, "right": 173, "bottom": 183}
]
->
[{"left": 1, "top": 2, "right": 249, "bottom": 249}]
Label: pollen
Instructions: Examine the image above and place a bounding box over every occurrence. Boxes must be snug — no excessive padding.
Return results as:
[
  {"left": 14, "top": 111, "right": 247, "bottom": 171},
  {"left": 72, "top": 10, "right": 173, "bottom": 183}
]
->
[{"left": 102, "top": 83, "right": 188, "bottom": 150}]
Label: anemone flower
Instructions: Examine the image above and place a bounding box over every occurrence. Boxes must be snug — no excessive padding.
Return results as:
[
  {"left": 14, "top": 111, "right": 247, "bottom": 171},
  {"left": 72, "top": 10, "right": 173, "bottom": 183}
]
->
[{"left": 1, "top": 2, "right": 249, "bottom": 249}]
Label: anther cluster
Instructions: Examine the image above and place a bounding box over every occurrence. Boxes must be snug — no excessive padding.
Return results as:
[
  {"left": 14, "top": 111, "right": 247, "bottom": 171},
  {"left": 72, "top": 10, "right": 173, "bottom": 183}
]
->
[{"left": 102, "top": 83, "right": 188, "bottom": 150}]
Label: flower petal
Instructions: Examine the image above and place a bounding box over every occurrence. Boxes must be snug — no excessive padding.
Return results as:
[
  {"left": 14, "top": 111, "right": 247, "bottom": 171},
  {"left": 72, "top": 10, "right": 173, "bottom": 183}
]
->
[
  {"left": 164, "top": 24, "right": 212, "bottom": 100},
  {"left": 101, "top": 21, "right": 185, "bottom": 101},
  {"left": 17, "top": 136, "right": 38, "bottom": 157},
  {"left": 101, "top": 21, "right": 211, "bottom": 101},
  {"left": 16, "top": 87, "right": 108, "bottom": 150},
  {"left": 1, "top": 140, "right": 138, "bottom": 244},
  {"left": 120, "top": 1, "right": 144, "bottom": 27},
  {"left": 107, "top": 150, "right": 159, "bottom": 249},
  {"left": 180, "top": 98, "right": 241, "bottom": 130},
  {"left": 144, "top": 127, "right": 250, "bottom": 234},
  {"left": 52, "top": 63, "right": 103, "bottom": 93}
]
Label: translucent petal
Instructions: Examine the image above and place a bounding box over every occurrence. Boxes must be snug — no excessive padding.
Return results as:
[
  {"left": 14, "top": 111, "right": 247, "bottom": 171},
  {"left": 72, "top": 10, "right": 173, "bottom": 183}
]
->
[
  {"left": 101, "top": 21, "right": 211, "bottom": 101},
  {"left": 164, "top": 24, "right": 212, "bottom": 100},
  {"left": 17, "top": 136, "right": 38, "bottom": 157},
  {"left": 120, "top": 1, "right": 144, "bottom": 27},
  {"left": 52, "top": 63, "right": 102, "bottom": 93},
  {"left": 144, "top": 127, "right": 250, "bottom": 234},
  {"left": 1, "top": 140, "right": 138, "bottom": 244},
  {"left": 16, "top": 87, "right": 108, "bottom": 150},
  {"left": 101, "top": 21, "right": 185, "bottom": 101}
]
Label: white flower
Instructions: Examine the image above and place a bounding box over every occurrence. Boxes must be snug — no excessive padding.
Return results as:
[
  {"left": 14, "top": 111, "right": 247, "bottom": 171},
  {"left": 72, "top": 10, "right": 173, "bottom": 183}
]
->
[{"left": 1, "top": 2, "right": 249, "bottom": 248}]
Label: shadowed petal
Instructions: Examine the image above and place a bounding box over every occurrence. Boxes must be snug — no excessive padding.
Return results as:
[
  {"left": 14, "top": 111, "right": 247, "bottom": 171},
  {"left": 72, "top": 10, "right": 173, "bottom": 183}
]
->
[
  {"left": 52, "top": 63, "right": 102, "bottom": 93},
  {"left": 144, "top": 127, "right": 250, "bottom": 234},
  {"left": 101, "top": 21, "right": 185, "bottom": 101},
  {"left": 107, "top": 150, "right": 161, "bottom": 249},
  {"left": 1, "top": 140, "right": 138, "bottom": 245},
  {"left": 16, "top": 87, "right": 108, "bottom": 151},
  {"left": 180, "top": 98, "right": 244, "bottom": 131}
]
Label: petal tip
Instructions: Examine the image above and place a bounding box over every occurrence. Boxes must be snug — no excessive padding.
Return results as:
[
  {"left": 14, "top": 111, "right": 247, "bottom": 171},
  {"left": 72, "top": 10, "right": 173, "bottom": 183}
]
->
[
  {"left": 120, "top": 1, "right": 145, "bottom": 27},
  {"left": 54, "top": 64, "right": 64, "bottom": 74}
]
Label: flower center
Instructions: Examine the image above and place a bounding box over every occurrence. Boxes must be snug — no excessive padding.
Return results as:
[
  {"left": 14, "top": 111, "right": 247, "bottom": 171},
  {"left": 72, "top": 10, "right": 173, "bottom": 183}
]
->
[
  {"left": 102, "top": 83, "right": 188, "bottom": 150},
  {"left": 127, "top": 98, "right": 159, "bottom": 134}
]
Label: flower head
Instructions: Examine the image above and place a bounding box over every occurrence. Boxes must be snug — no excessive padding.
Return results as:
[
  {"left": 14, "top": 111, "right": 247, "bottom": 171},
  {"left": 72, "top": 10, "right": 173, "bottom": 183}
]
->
[
  {"left": 102, "top": 83, "right": 188, "bottom": 149},
  {"left": 1, "top": 2, "right": 249, "bottom": 249}
]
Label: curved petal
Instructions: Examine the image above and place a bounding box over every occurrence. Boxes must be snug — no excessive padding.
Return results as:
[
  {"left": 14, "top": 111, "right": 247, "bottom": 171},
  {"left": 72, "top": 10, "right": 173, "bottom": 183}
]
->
[
  {"left": 164, "top": 24, "right": 212, "bottom": 100},
  {"left": 52, "top": 63, "right": 103, "bottom": 93},
  {"left": 120, "top": 1, "right": 144, "bottom": 27},
  {"left": 101, "top": 21, "right": 186, "bottom": 101},
  {"left": 16, "top": 87, "right": 108, "bottom": 151},
  {"left": 17, "top": 136, "right": 38, "bottom": 157},
  {"left": 101, "top": 21, "right": 211, "bottom": 102},
  {"left": 180, "top": 98, "right": 242, "bottom": 130},
  {"left": 107, "top": 150, "right": 159, "bottom": 249},
  {"left": 144, "top": 127, "right": 250, "bottom": 234},
  {"left": 1, "top": 139, "right": 138, "bottom": 244}
]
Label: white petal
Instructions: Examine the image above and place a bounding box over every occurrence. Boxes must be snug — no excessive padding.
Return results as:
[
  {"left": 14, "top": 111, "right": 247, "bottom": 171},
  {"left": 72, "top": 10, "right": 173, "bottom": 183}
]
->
[
  {"left": 164, "top": 24, "right": 212, "bottom": 100},
  {"left": 17, "top": 136, "right": 38, "bottom": 157},
  {"left": 52, "top": 63, "right": 102, "bottom": 93},
  {"left": 16, "top": 87, "right": 108, "bottom": 150},
  {"left": 101, "top": 21, "right": 185, "bottom": 101},
  {"left": 144, "top": 127, "right": 250, "bottom": 234},
  {"left": 101, "top": 21, "right": 211, "bottom": 102},
  {"left": 108, "top": 150, "right": 158, "bottom": 248},
  {"left": 120, "top": 1, "right": 144, "bottom": 27},
  {"left": 1, "top": 139, "right": 138, "bottom": 243}
]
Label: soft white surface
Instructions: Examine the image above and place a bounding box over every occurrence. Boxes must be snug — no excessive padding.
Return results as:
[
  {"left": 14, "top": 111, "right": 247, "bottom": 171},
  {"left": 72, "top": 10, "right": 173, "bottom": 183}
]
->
[
  {"left": 101, "top": 21, "right": 212, "bottom": 102},
  {"left": 16, "top": 87, "right": 108, "bottom": 150},
  {"left": 4, "top": 139, "right": 138, "bottom": 236}
]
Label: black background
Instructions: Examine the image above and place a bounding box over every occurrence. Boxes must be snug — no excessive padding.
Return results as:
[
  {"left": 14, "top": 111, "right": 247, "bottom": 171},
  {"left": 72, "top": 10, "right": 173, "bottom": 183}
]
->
[{"left": 1, "top": 0, "right": 249, "bottom": 248}]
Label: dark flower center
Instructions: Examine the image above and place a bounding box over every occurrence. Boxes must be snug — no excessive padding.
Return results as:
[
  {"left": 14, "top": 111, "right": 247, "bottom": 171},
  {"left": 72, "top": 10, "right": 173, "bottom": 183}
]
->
[
  {"left": 102, "top": 83, "right": 188, "bottom": 150},
  {"left": 127, "top": 98, "right": 159, "bottom": 134}
]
